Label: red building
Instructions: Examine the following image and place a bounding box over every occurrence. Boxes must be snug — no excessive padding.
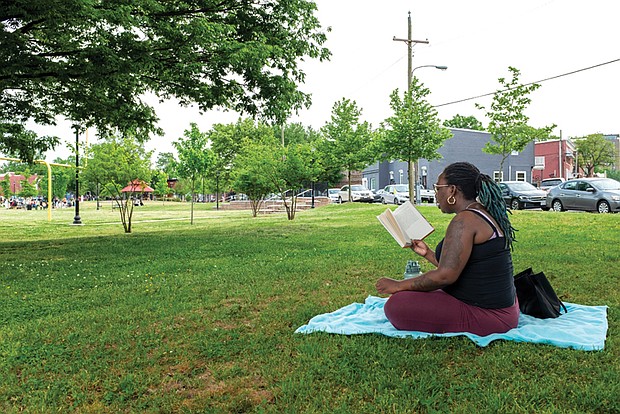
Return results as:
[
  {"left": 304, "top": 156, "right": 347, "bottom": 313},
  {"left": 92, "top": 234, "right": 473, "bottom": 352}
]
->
[
  {"left": 0, "top": 172, "right": 38, "bottom": 196},
  {"left": 533, "top": 139, "right": 577, "bottom": 185}
]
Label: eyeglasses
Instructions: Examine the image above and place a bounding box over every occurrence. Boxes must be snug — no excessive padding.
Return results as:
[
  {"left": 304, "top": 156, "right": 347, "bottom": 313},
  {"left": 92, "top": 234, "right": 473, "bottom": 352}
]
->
[{"left": 433, "top": 184, "right": 450, "bottom": 192}]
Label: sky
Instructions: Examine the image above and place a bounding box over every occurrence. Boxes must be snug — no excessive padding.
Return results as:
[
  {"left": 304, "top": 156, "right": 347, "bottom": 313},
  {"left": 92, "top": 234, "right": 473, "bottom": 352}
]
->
[{"left": 37, "top": 0, "right": 620, "bottom": 162}]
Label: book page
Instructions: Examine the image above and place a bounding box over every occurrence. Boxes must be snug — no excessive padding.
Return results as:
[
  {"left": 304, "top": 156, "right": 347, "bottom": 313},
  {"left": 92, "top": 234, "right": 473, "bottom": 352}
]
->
[
  {"left": 377, "top": 201, "right": 434, "bottom": 248},
  {"left": 392, "top": 201, "right": 434, "bottom": 241},
  {"left": 377, "top": 208, "right": 408, "bottom": 247}
]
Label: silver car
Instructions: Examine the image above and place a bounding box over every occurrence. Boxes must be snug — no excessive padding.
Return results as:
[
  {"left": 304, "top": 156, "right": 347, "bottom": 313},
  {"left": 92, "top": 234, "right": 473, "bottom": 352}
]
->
[
  {"left": 499, "top": 181, "right": 547, "bottom": 210},
  {"left": 337, "top": 185, "right": 374, "bottom": 203},
  {"left": 381, "top": 184, "right": 410, "bottom": 205},
  {"left": 546, "top": 178, "right": 620, "bottom": 213}
]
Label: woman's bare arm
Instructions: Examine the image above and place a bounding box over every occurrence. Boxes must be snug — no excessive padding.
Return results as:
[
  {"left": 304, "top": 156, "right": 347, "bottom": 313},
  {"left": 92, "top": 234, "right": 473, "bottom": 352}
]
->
[{"left": 376, "top": 213, "right": 476, "bottom": 294}]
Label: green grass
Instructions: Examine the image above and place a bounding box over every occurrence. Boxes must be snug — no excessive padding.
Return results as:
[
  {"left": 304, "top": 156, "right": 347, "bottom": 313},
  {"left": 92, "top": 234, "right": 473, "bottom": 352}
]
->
[{"left": 0, "top": 201, "right": 618, "bottom": 413}]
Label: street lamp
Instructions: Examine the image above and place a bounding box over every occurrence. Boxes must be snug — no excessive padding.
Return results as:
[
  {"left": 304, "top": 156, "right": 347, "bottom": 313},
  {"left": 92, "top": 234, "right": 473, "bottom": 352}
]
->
[
  {"left": 412, "top": 64, "right": 448, "bottom": 75},
  {"left": 72, "top": 125, "right": 82, "bottom": 225},
  {"left": 411, "top": 64, "right": 447, "bottom": 205},
  {"left": 215, "top": 170, "right": 220, "bottom": 211}
]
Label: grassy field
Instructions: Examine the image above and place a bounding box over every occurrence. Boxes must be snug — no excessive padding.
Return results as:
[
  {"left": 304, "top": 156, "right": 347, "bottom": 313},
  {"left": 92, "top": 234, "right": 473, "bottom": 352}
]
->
[{"left": 0, "top": 201, "right": 618, "bottom": 413}]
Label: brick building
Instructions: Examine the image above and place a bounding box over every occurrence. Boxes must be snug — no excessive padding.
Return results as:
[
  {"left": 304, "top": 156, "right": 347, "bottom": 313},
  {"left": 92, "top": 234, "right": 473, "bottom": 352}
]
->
[
  {"left": 0, "top": 172, "right": 38, "bottom": 196},
  {"left": 532, "top": 139, "right": 577, "bottom": 185}
]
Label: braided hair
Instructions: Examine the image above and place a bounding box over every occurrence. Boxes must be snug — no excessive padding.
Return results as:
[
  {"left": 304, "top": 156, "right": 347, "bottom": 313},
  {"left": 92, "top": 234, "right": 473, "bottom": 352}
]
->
[{"left": 443, "top": 162, "right": 516, "bottom": 250}]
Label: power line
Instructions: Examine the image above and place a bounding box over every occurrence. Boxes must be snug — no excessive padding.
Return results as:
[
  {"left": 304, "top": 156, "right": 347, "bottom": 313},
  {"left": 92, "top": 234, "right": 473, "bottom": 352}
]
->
[
  {"left": 434, "top": 58, "right": 620, "bottom": 108},
  {"left": 349, "top": 56, "right": 404, "bottom": 95}
]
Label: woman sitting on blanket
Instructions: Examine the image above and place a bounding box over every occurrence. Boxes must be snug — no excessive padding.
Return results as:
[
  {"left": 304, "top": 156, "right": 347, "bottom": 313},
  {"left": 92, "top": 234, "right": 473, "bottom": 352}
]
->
[{"left": 376, "top": 162, "right": 519, "bottom": 336}]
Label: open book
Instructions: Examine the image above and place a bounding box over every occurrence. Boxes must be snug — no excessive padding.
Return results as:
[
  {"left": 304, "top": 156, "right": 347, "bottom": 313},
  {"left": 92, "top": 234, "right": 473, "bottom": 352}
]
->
[{"left": 377, "top": 201, "right": 434, "bottom": 248}]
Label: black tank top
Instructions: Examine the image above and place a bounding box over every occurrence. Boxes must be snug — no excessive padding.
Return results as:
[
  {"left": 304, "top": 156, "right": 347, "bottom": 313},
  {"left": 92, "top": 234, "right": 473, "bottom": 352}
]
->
[{"left": 436, "top": 209, "right": 515, "bottom": 309}]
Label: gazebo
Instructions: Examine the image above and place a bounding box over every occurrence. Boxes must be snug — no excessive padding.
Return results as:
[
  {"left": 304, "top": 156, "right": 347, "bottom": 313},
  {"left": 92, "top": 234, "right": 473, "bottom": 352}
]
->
[
  {"left": 120, "top": 180, "right": 154, "bottom": 193},
  {"left": 120, "top": 180, "right": 154, "bottom": 204}
]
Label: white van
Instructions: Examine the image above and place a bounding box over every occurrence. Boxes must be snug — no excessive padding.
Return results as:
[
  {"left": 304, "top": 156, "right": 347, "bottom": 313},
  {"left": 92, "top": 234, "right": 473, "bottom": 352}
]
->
[{"left": 540, "top": 178, "right": 565, "bottom": 192}]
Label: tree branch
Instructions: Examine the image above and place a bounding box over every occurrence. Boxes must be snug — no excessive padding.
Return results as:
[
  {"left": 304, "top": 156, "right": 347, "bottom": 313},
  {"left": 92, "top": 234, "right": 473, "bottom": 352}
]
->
[
  {"left": 146, "top": 1, "right": 259, "bottom": 18},
  {"left": 17, "top": 18, "right": 46, "bottom": 34}
]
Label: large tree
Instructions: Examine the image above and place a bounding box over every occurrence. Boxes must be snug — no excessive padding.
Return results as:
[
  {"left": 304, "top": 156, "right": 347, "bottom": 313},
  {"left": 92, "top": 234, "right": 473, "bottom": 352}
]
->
[
  {"left": 321, "top": 98, "right": 374, "bottom": 199},
  {"left": 381, "top": 80, "right": 452, "bottom": 200},
  {"left": 245, "top": 139, "right": 314, "bottom": 220},
  {"left": 208, "top": 117, "right": 275, "bottom": 195},
  {"left": 233, "top": 142, "right": 278, "bottom": 217},
  {"left": 273, "top": 123, "right": 340, "bottom": 188},
  {"left": 232, "top": 121, "right": 325, "bottom": 217},
  {"left": 575, "top": 133, "right": 615, "bottom": 177},
  {"left": 476, "top": 67, "right": 554, "bottom": 176},
  {"left": 310, "top": 135, "right": 343, "bottom": 187},
  {"left": 1, "top": 0, "right": 330, "bottom": 153},
  {"left": 155, "top": 152, "right": 178, "bottom": 180}
]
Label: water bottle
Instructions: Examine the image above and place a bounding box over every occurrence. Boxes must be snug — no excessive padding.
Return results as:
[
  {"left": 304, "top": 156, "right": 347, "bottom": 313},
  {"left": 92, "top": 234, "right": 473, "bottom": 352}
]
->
[{"left": 403, "top": 260, "right": 422, "bottom": 279}]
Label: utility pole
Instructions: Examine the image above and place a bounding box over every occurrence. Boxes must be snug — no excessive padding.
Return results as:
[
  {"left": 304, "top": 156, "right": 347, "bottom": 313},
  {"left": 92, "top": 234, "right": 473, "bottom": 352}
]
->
[
  {"left": 393, "top": 12, "right": 430, "bottom": 91},
  {"left": 393, "top": 11, "right": 429, "bottom": 204},
  {"left": 558, "top": 130, "right": 563, "bottom": 179}
]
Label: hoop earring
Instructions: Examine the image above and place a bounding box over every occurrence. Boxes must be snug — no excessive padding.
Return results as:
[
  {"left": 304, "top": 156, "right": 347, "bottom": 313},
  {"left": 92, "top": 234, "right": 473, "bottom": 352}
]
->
[{"left": 447, "top": 195, "right": 456, "bottom": 205}]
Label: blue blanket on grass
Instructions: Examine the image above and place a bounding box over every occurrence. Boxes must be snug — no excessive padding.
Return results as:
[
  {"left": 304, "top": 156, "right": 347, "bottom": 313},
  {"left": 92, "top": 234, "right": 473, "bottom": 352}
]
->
[{"left": 295, "top": 296, "right": 608, "bottom": 351}]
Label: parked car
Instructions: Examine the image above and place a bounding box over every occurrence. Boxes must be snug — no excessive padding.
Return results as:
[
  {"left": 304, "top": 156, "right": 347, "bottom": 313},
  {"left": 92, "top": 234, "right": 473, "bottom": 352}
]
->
[
  {"left": 327, "top": 188, "right": 341, "bottom": 203},
  {"left": 337, "top": 185, "right": 374, "bottom": 203},
  {"left": 546, "top": 177, "right": 620, "bottom": 213},
  {"left": 540, "top": 177, "right": 566, "bottom": 193},
  {"left": 372, "top": 189, "right": 386, "bottom": 203},
  {"left": 498, "top": 181, "right": 547, "bottom": 210},
  {"left": 419, "top": 187, "right": 435, "bottom": 203},
  {"left": 381, "top": 184, "right": 410, "bottom": 205}
]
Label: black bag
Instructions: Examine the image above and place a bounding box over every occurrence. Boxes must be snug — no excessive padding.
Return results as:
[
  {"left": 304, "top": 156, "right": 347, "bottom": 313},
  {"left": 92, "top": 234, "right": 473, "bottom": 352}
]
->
[{"left": 513, "top": 268, "right": 567, "bottom": 319}]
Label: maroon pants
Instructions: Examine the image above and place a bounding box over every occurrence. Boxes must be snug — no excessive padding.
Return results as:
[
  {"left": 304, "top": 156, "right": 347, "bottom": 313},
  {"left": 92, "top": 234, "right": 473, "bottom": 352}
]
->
[{"left": 384, "top": 290, "right": 519, "bottom": 336}]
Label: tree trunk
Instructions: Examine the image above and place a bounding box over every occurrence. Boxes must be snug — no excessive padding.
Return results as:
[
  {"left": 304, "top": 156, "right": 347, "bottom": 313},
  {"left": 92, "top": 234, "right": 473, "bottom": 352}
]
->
[
  {"left": 499, "top": 156, "right": 508, "bottom": 181},
  {"left": 250, "top": 197, "right": 263, "bottom": 217},
  {"left": 347, "top": 170, "right": 352, "bottom": 201},
  {"left": 287, "top": 195, "right": 297, "bottom": 220},
  {"left": 408, "top": 159, "right": 416, "bottom": 204},
  {"left": 118, "top": 197, "right": 133, "bottom": 233}
]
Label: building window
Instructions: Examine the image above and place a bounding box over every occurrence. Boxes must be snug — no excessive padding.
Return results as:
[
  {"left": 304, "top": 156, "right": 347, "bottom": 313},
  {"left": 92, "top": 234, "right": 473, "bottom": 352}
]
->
[
  {"left": 534, "top": 156, "right": 545, "bottom": 168},
  {"left": 516, "top": 171, "right": 526, "bottom": 182},
  {"left": 493, "top": 171, "right": 503, "bottom": 182}
]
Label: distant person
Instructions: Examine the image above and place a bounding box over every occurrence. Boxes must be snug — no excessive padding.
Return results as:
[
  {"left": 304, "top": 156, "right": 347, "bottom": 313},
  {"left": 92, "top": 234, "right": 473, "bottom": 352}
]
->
[{"left": 376, "top": 162, "right": 519, "bottom": 336}]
